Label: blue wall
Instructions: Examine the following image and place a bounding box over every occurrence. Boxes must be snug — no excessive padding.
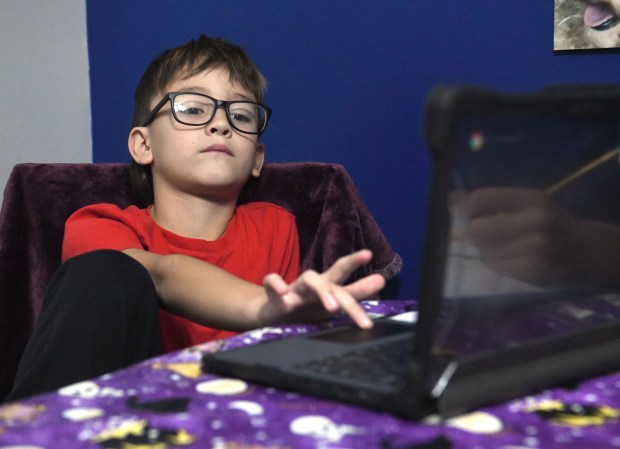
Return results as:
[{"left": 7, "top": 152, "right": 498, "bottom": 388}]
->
[{"left": 87, "top": 1, "right": 619, "bottom": 299}]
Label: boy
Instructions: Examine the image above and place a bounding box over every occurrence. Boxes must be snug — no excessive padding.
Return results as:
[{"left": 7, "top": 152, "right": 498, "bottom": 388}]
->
[{"left": 6, "top": 35, "right": 385, "bottom": 401}]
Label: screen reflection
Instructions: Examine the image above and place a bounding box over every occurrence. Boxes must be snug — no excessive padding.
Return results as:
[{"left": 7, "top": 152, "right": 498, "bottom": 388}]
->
[{"left": 435, "top": 110, "right": 620, "bottom": 357}]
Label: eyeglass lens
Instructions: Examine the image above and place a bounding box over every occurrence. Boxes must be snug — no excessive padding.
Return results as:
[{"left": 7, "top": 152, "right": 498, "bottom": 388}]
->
[{"left": 172, "top": 93, "right": 267, "bottom": 134}]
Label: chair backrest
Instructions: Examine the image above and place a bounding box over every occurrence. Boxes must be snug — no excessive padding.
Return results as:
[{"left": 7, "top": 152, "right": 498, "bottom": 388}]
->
[{"left": 0, "top": 162, "right": 401, "bottom": 400}]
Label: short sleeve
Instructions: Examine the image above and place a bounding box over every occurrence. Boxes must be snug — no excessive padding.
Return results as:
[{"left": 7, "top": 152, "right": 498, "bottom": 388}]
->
[
  {"left": 278, "top": 213, "right": 300, "bottom": 284},
  {"left": 62, "top": 204, "right": 145, "bottom": 262},
  {"left": 278, "top": 211, "right": 300, "bottom": 283}
]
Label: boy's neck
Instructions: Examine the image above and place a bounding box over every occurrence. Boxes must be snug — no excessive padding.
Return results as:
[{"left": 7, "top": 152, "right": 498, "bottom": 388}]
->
[{"left": 149, "top": 191, "right": 238, "bottom": 241}]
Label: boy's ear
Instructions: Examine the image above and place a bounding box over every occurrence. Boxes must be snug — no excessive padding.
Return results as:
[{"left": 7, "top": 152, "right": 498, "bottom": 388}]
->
[
  {"left": 128, "top": 127, "right": 154, "bottom": 165},
  {"left": 251, "top": 143, "right": 265, "bottom": 178}
]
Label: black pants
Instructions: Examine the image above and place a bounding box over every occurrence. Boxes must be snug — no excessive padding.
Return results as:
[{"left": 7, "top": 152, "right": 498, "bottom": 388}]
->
[{"left": 5, "top": 250, "right": 160, "bottom": 402}]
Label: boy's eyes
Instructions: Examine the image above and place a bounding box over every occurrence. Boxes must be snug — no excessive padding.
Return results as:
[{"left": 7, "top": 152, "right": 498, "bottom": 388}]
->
[
  {"left": 230, "top": 113, "right": 253, "bottom": 124},
  {"left": 175, "top": 101, "right": 257, "bottom": 123},
  {"left": 175, "top": 102, "right": 211, "bottom": 116},
  {"left": 229, "top": 105, "right": 257, "bottom": 124}
]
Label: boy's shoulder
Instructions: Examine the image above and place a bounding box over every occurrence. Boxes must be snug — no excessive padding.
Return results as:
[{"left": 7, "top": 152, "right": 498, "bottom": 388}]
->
[
  {"left": 237, "top": 201, "right": 293, "bottom": 216},
  {"left": 68, "top": 203, "right": 144, "bottom": 220},
  {"left": 236, "top": 201, "right": 296, "bottom": 226}
]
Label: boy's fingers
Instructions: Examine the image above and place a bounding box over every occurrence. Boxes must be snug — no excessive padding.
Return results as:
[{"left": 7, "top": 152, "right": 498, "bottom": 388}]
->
[
  {"left": 294, "top": 270, "right": 339, "bottom": 311},
  {"left": 330, "top": 286, "right": 374, "bottom": 329},
  {"left": 261, "top": 274, "right": 293, "bottom": 326},
  {"left": 293, "top": 270, "right": 373, "bottom": 328},
  {"left": 263, "top": 273, "right": 289, "bottom": 296},
  {"left": 343, "top": 274, "right": 386, "bottom": 299},
  {"left": 323, "top": 249, "right": 373, "bottom": 284}
]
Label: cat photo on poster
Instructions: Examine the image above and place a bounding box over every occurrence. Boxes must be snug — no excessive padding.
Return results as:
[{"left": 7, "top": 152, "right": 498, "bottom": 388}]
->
[{"left": 554, "top": 0, "right": 620, "bottom": 50}]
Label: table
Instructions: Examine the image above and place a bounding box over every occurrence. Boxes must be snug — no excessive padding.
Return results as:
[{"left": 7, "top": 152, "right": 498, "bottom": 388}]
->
[{"left": 2, "top": 300, "right": 620, "bottom": 449}]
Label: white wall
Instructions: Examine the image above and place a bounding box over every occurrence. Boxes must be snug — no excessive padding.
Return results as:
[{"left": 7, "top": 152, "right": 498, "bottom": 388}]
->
[{"left": 0, "top": 0, "right": 91, "bottom": 207}]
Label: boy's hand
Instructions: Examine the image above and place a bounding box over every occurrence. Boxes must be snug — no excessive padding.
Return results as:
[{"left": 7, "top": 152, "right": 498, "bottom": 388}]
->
[{"left": 260, "top": 249, "right": 385, "bottom": 329}]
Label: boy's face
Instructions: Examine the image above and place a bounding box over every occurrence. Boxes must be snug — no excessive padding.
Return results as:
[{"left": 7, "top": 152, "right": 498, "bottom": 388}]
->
[{"left": 129, "top": 68, "right": 265, "bottom": 201}]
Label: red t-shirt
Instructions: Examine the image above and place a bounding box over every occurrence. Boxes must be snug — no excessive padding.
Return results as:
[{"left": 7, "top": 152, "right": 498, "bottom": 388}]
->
[{"left": 62, "top": 202, "right": 300, "bottom": 353}]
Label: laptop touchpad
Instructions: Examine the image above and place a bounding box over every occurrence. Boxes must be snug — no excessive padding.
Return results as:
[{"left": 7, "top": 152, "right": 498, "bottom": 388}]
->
[{"left": 310, "top": 321, "right": 412, "bottom": 345}]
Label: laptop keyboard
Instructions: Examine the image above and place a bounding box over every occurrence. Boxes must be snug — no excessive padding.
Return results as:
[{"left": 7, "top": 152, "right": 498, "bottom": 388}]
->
[{"left": 294, "top": 341, "right": 411, "bottom": 387}]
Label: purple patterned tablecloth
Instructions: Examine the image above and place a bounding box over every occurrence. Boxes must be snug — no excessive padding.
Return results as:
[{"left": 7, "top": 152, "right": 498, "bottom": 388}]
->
[{"left": 2, "top": 300, "right": 620, "bottom": 449}]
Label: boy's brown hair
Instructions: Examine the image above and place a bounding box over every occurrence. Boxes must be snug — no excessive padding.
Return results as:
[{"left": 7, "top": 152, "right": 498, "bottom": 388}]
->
[{"left": 130, "top": 35, "right": 268, "bottom": 206}]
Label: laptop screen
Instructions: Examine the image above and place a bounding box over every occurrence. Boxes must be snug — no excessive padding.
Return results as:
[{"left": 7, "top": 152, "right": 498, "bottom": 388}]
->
[{"left": 425, "top": 86, "right": 620, "bottom": 358}]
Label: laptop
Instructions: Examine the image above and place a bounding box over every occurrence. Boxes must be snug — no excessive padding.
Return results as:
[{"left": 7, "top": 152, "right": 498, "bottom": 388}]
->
[{"left": 202, "top": 84, "right": 620, "bottom": 419}]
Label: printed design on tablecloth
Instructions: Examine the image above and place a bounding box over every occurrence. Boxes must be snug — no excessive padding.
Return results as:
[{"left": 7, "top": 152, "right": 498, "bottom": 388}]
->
[
  {"left": 210, "top": 438, "right": 291, "bottom": 449},
  {"left": 381, "top": 435, "right": 453, "bottom": 449},
  {"left": 0, "top": 402, "right": 46, "bottom": 425},
  {"left": 58, "top": 380, "right": 124, "bottom": 399},
  {"left": 91, "top": 418, "right": 195, "bottom": 448},
  {"left": 126, "top": 396, "right": 191, "bottom": 414},
  {"left": 0, "top": 446, "right": 45, "bottom": 449},
  {"left": 526, "top": 399, "right": 620, "bottom": 426},
  {"left": 62, "top": 407, "right": 105, "bottom": 421},
  {"left": 289, "top": 415, "right": 365, "bottom": 442},
  {"left": 151, "top": 361, "right": 203, "bottom": 379},
  {"left": 443, "top": 411, "right": 504, "bottom": 434},
  {"left": 227, "top": 400, "right": 264, "bottom": 416},
  {"left": 196, "top": 378, "right": 249, "bottom": 396}
]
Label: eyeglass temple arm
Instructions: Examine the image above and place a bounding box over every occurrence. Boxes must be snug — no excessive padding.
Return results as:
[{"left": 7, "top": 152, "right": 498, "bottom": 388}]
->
[{"left": 141, "top": 95, "right": 172, "bottom": 127}]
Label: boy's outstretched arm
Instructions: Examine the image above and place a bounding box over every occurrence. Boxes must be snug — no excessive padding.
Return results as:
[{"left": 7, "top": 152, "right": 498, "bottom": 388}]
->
[{"left": 122, "top": 248, "right": 384, "bottom": 331}]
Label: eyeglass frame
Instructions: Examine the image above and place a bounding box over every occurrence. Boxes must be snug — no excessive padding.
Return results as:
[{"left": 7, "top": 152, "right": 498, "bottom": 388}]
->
[{"left": 141, "top": 91, "right": 272, "bottom": 135}]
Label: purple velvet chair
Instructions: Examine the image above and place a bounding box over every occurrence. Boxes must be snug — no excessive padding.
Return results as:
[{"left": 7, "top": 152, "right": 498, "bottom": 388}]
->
[{"left": 0, "top": 162, "right": 401, "bottom": 401}]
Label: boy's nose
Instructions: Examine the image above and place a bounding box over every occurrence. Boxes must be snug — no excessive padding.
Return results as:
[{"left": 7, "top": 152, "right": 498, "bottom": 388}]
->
[{"left": 207, "top": 107, "right": 231, "bottom": 135}]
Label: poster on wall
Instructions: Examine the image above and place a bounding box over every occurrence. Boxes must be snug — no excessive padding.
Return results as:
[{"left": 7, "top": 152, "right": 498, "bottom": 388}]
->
[{"left": 554, "top": 0, "right": 620, "bottom": 50}]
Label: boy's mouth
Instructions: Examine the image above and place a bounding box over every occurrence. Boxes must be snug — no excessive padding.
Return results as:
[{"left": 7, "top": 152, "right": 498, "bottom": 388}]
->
[{"left": 201, "top": 144, "right": 233, "bottom": 156}]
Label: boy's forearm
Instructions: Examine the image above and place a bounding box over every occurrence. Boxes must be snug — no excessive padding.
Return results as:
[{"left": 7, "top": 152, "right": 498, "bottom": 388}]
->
[{"left": 122, "top": 249, "right": 266, "bottom": 331}]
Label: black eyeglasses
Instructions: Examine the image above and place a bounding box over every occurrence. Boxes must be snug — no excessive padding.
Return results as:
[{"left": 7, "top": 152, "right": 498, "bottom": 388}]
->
[{"left": 142, "top": 92, "right": 272, "bottom": 135}]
